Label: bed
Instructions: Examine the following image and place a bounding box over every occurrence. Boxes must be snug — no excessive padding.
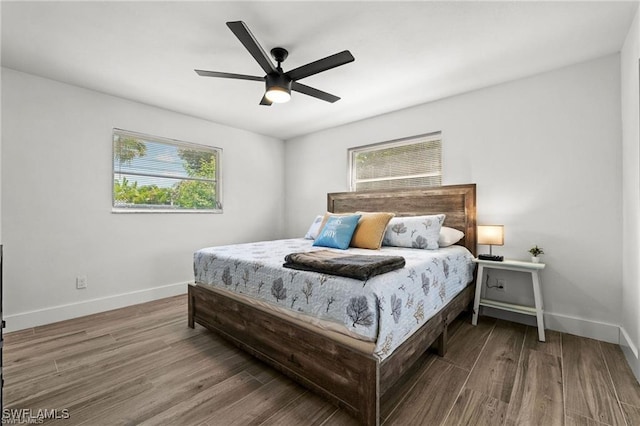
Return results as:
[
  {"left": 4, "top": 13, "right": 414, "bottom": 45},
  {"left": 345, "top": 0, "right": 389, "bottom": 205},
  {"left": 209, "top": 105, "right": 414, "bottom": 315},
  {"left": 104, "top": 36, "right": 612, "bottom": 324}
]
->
[{"left": 188, "top": 184, "right": 477, "bottom": 425}]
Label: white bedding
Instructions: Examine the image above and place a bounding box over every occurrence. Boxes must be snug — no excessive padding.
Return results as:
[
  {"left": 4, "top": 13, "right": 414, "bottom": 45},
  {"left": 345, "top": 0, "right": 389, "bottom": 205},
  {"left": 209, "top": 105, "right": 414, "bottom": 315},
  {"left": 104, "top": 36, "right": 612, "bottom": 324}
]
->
[{"left": 194, "top": 238, "right": 474, "bottom": 360}]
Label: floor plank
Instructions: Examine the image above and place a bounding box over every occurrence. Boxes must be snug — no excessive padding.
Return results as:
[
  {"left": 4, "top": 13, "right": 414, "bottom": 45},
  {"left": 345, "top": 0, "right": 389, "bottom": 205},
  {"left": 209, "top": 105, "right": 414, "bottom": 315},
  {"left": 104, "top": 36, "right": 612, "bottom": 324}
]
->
[
  {"left": 379, "top": 352, "right": 437, "bottom": 421},
  {"left": 87, "top": 352, "right": 254, "bottom": 425},
  {"left": 505, "top": 348, "right": 564, "bottom": 425},
  {"left": 9, "top": 340, "right": 176, "bottom": 411},
  {"left": 47, "top": 375, "right": 154, "bottom": 426},
  {"left": 3, "top": 357, "right": 58, "bottom": 387},
  {"left": 621, "top": 402, "right": 640, "bottom": 425},
  {"left": 384, "top": 358, "right": 469, "bottom": 425},
  {"left": 523, "top": 326, "right": 562, "bottom": 358},
  {"left": 4, "top": 330, "right": 89, "bottom": 357},
  {"left": 3, "top": 327, "right": 35, "bottom": 344},
  {"left": 565, "top": 410, "right": 612, "bottom": 426},
  {"left": 563, "top": 333, "right": 626, "bottom": 425},
  {"left": 463, "top": 319, "right": 526, "bottom": 403},
  {"left": 205, "top": 376, "right": 303, "bottom": 425},
  {"left": 137, "top": 371, "right": 263, "bottom": 426},
  {"left": 441, "top": 315, "right": 496, "bottom": 370},
  {"left": 259, "top": 391, "right": 338, "bottom": 426},
  {"left": 442, "top": 388, "right": 508, "bottom": 426},
  {"left": 320, "top": 408, "right": 360, "bottom": 425},
  {"left": 4, "top": 338, "right": 172, "bottom": 406},
  {"left": 600, "top": 341, "right": 640, "bottom": 408}
]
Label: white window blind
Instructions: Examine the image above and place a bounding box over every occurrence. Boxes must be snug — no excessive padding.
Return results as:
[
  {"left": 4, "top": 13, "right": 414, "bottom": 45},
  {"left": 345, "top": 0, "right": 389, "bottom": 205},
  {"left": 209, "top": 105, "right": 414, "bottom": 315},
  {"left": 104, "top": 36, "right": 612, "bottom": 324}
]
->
[
  {"left": 112, "top": 129, "right": 222, "bottom": 212},
  {"left": 349, "top": 133, "right": 442, "bottom": 191}
]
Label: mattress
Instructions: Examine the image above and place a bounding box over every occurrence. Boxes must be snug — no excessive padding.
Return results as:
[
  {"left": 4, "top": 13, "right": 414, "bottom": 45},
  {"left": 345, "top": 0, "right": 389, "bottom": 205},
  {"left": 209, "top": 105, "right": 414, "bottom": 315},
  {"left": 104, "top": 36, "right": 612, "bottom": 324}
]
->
[{"left": 194, "top": 238, "right": 474, "bottom": 360}]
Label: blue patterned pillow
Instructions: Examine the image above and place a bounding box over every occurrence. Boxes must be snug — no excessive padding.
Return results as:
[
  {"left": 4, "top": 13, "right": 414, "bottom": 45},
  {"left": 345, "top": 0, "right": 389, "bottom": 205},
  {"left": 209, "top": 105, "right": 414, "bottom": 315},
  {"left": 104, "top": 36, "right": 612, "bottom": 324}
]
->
[
  {"left": 382, "top": 214, "right": 446, "bottom": 250},
  {"left": 313, "top": 214, "right": 362, "bottom": 250}
]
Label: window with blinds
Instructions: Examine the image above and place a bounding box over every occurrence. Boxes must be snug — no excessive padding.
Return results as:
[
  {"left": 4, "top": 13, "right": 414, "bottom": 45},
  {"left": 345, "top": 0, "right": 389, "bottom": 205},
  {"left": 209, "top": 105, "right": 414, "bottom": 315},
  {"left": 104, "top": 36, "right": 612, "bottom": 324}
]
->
[
  {"left": 112, "top": 129, "right": 222, "bottom": 212},
  {"left": 349, "top": 133, "right": 442, "bottom": 191}
]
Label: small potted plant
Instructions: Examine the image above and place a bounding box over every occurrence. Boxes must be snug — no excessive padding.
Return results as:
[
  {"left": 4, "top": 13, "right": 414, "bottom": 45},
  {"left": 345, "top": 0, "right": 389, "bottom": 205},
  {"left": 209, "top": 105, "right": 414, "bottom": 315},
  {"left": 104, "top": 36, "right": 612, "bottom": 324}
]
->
[{"left": 528, "top": 245, "right": 544, "bottom": 263}]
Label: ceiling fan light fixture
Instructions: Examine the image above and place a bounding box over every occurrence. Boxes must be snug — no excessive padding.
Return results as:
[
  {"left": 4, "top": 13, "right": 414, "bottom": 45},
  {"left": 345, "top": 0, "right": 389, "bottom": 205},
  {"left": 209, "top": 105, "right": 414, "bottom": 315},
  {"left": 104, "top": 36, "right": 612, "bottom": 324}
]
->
[
  {"left": 265, "top": 85, "right": 291, "bottom": 103},
  {"left": 265, "top": 74, "right": 292, "bottom": 103}
]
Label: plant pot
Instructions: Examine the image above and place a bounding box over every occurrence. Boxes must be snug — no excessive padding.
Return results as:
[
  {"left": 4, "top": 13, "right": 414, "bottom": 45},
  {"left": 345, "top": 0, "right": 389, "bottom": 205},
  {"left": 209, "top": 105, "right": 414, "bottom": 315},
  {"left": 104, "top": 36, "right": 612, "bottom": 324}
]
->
[{"left": 531, "top": 256, "right": 540, "bottom": 263}]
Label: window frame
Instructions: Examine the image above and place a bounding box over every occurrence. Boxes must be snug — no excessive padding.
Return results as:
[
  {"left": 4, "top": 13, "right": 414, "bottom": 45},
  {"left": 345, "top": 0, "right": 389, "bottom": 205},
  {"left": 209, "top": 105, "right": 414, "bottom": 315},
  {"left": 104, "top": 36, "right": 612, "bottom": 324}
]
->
[
  {"left": 348, "top": 132, "right": 442, "bottom": 192},
  {"left": 112, "top": 128, "right": 223, "bottom": 214}
]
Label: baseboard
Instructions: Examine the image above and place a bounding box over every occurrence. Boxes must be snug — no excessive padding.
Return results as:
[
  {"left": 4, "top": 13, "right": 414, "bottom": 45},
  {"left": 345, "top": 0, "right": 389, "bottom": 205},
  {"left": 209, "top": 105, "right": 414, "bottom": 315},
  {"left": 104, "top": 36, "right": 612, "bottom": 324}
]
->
[
  {"left": 544, "top": 311, "right": 621, "bottom": 344},
  {"left": 481, "top": 307, "right": 620, "bottom": 344},
  {"left": 620, "top": 326, "right": 639, "bottom": 358},
  {"left": 4, "top": 282, "right": 189, "bottom": 332},
  {"left": 620, "top": 326, "right": 640, "bottom": 382}
]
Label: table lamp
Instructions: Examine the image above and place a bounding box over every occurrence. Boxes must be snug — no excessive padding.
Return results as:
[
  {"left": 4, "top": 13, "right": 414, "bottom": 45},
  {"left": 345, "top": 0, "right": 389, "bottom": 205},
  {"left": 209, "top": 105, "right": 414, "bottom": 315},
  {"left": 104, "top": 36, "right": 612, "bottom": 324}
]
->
[{"left": 477, "top": 225, "right": 504, "bottom": 261}]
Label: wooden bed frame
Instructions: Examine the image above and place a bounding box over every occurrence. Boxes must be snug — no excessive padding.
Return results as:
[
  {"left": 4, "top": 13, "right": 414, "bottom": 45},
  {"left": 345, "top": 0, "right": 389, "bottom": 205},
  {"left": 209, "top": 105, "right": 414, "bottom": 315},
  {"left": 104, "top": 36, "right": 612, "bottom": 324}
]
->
[{"left": 188, "top": 184, "right": 477, "bottom": 425}]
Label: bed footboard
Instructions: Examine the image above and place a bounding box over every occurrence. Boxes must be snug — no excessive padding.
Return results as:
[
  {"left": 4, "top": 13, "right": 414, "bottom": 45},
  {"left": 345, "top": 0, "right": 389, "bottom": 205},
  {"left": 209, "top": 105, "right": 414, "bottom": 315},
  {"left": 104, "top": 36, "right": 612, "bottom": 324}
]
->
[{"left": 188, "top": 284, "right": 380, "bottom": 425}]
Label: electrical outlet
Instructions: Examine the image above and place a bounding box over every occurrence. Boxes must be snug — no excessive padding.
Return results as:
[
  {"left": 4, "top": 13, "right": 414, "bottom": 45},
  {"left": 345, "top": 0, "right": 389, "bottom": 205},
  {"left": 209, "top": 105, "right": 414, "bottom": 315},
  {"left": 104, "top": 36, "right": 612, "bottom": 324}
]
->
[
  {"left": 76, "top": 276, "right": 87, "bottom": 289},
  {"left": 496, "top": 278, "right": 506, "bottom": 292}
]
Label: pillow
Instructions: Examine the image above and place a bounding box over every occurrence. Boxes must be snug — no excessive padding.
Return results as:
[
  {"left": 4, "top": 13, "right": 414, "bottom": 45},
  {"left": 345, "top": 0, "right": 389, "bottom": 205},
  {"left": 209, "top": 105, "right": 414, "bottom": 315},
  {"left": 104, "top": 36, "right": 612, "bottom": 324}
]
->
[
  {"left": 382, "top": 214, "right": 445, "bottom": 250},
  {"left": 313, "top": 214, "right": 362, "bottom": 250},
  {"left": 351, "top": 212, "right": 395, "bottom": 249},
  {"left": 304, "top": 215, "right": 324, "bottom": 240},
  {"left": 317, "top": 212, "right": 350, "bottom": 235},
  {"left": 439, "top": 226, "right": 465, "bottom": 247}
]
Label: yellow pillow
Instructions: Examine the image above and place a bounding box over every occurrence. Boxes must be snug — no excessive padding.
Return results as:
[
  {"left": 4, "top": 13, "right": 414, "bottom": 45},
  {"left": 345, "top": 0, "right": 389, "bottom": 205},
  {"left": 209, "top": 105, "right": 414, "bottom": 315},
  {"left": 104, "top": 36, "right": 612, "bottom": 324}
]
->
[{"left": 351, "top": 212, "right": 395, "bottom": 249}]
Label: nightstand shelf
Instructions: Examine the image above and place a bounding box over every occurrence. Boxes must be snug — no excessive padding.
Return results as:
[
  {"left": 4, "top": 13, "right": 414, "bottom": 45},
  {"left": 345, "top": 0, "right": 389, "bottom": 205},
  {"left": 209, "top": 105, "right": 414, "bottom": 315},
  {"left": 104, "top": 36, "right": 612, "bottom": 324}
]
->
[
  {"left": 472, "top": 258, "right": 546, "bottom": 341},
  {"left": 478, "top": 298, "right": 538, "bottom": 315}
]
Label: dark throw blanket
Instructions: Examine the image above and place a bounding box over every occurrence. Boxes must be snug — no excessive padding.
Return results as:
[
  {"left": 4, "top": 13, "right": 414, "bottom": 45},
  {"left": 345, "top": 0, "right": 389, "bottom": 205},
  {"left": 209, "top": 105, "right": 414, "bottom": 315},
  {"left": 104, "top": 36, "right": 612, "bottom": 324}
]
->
[{"left": 283, "top": 250, "right": 405, "bottom": 281}]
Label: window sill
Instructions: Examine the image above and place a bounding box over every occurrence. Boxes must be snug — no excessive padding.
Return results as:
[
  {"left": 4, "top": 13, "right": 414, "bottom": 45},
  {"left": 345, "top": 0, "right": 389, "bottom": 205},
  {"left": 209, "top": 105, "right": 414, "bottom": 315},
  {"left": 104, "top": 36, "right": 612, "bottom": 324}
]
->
[{"left": 111, "top": 208, "right": 223, "bottom": 214}]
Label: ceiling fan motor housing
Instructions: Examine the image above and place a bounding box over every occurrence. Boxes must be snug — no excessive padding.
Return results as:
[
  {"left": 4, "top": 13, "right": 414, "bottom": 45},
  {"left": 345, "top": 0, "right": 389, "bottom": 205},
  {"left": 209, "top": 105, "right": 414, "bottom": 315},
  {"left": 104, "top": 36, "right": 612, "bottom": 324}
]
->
[{"left": 266, "top": 73, "right": 292, "bottom": 91}]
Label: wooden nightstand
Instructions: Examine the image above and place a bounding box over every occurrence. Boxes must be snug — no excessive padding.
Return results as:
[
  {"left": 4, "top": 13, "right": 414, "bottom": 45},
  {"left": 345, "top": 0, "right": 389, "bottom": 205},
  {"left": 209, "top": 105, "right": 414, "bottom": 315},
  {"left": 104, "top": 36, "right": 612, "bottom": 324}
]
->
[{"left": 472, "top": 258, "right": 546, "bottom": 341}]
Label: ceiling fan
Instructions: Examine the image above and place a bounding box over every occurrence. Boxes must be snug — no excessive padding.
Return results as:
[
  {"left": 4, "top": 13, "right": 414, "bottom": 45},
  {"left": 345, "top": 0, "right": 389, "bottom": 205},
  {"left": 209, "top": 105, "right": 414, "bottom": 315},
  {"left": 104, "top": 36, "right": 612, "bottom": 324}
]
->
[{"left": 195, "top": 21, "right": 355, "bottom": 106}]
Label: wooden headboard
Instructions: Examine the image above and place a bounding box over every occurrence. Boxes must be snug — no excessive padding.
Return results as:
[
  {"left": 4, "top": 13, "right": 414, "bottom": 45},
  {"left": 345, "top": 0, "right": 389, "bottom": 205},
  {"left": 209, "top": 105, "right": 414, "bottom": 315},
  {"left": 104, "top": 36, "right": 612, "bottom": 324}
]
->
[{"left": 327, "top": 184, "right": 477, "bottom": 256}]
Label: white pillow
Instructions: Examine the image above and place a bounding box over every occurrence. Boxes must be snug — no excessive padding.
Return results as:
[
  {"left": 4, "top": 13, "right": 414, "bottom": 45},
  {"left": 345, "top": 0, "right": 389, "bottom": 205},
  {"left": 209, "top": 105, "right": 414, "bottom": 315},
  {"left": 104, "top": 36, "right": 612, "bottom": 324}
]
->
[
  {"left": 382, "top": 214, "right": 445, "bottom": 250},
  {"left": 304, "top": 215, "right": 324, "bottom": 239},
  {"left": 439, "top": 226, "right": 465, "bottom": 247}
]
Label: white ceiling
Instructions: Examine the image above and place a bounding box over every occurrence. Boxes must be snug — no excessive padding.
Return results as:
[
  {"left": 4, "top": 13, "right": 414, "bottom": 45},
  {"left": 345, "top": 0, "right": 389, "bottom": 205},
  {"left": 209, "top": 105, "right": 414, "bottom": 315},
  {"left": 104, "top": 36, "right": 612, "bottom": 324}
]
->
[{"left": 2, "top": 1, "right": 637, "bottom": 140}]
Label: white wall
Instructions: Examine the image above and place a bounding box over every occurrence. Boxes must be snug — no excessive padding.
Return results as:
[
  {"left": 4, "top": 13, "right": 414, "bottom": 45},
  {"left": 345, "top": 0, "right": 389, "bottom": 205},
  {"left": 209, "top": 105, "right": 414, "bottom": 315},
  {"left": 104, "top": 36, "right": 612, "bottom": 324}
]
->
[
  {"left": 1, "top": 68, "right": 285, "bottom": 331},
  {"left": 621, "top": 6, "right": 640, "bottom": 379},
  {"left": 285, "top": 55, "right": 623, "bottom": 342}
]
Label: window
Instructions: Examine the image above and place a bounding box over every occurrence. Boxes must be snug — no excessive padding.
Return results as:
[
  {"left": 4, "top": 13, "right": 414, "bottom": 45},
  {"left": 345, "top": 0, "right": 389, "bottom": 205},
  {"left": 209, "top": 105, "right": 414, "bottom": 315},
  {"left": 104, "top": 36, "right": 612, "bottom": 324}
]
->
[
  {"left": 112, "top": 129, "right": 222, "bottom": 212},
  {"left": 349, "top": 133, "right": 442, "bottom": 191}
]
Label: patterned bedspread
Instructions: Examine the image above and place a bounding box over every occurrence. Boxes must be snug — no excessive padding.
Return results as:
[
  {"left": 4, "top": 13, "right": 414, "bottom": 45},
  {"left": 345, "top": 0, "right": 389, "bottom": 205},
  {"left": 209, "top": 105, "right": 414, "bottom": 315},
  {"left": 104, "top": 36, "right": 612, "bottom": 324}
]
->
[{"left": 194, "top": 238, "right": 474, "bottom": 360}]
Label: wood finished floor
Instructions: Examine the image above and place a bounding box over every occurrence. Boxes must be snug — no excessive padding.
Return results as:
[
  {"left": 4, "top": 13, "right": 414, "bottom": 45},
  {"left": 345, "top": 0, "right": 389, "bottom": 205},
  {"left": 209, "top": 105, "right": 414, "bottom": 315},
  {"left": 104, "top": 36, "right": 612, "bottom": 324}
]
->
[{"left": 4, "top": 295, "right": 640, "bottom": 425}]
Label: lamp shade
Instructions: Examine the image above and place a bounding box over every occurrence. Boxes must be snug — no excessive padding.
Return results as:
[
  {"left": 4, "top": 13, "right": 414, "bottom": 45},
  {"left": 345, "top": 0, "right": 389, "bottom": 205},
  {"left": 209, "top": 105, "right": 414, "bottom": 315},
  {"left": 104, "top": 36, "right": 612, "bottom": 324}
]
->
[{"left": 477, "top": 225, "right": 504, "bottom": 246}]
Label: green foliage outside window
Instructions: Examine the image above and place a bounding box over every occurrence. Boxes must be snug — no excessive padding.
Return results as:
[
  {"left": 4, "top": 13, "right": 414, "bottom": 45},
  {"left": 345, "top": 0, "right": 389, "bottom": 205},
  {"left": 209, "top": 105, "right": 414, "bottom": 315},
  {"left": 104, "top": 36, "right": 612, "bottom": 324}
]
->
[{"left": 113, "top": 131, "right": 221, "bottom": 211}]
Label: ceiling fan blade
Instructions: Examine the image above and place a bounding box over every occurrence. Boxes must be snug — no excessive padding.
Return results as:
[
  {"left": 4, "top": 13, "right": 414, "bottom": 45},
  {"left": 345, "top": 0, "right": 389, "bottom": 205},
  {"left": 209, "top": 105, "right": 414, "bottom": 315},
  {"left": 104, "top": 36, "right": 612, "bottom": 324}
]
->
[
  {"left": 226, "top": 21, "right": 277, "bottom": 75},
  {"left": 292, "top": 82, "right": 340, "bottom": 103},
  {"left": 259, "top": 95, "right": 273, "bottom": 106},
  {"left": 195, "top": 69, "right": 264, "bottom": 81},
  {"left": 286, "top": 50, "right": 354, "bottom": 81}
]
